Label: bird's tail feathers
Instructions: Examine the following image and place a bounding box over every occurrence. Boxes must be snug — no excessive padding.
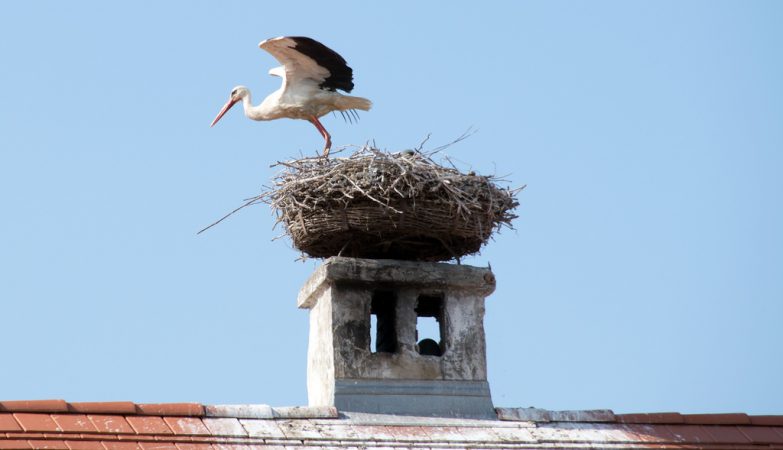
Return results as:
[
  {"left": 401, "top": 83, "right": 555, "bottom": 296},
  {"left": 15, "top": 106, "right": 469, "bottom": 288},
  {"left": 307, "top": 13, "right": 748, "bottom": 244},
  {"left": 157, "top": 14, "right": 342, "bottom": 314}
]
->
[{"left": 336, "top": 95, "right": 372, "bottom": 112}]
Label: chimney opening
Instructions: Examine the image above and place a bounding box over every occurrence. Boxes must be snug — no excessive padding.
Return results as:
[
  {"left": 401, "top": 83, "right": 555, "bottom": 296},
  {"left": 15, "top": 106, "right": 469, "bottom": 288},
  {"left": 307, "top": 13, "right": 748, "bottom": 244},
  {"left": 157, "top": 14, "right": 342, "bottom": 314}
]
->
[
  {"left": 370, "top": 290, "right": 397, "bottom": 353},
  {"left": 415, "top": 294, "right": 444, "bottom": 356}
]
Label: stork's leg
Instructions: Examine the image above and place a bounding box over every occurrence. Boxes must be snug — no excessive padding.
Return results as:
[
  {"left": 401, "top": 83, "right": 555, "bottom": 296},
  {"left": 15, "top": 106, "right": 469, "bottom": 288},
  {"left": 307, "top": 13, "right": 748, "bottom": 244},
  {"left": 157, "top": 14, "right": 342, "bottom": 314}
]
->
[{"left": 308, "top": 115, "right": 332, "bottom": 157}]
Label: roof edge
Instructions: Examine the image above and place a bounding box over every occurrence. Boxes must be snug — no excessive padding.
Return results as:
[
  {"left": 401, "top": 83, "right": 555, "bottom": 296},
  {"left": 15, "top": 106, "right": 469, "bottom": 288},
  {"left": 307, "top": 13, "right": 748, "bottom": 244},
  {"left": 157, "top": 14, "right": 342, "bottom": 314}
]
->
[{"left": 1, "top": 400, "right": 780, "bottom": 425}]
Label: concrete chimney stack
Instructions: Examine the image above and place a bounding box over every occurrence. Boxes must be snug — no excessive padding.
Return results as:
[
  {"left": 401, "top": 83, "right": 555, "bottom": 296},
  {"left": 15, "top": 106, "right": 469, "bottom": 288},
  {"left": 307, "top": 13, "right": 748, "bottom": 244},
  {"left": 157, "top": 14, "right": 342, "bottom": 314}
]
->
[{"left": 297, "top": 257, "right": 496, "bottom": 418}]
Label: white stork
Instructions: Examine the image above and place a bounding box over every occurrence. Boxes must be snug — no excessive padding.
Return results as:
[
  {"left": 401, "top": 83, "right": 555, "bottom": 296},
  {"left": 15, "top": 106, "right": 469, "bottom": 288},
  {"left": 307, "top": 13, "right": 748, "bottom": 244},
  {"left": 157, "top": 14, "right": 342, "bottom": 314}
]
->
[{"left": 210, "top": 36, "right": 372, "bottom": 156}]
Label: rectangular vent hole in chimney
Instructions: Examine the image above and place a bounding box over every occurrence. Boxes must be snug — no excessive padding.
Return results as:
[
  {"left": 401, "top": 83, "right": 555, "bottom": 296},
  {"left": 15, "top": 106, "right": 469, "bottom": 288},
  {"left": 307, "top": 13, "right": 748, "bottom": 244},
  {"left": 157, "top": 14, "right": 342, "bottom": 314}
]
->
[
  {"left": 370, "top": 290, "right": 397, "bottom": 353},
  {"left": 415, "top": 294, "right": 444, "bottom": 356}
]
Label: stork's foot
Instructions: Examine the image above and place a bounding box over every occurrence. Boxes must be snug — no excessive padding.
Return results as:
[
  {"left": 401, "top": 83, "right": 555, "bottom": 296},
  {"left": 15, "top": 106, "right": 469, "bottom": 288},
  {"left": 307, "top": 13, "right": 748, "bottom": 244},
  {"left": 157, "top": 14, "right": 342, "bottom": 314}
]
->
[{"left": 322, "top": 138, "right": 332, "bottom": 157}]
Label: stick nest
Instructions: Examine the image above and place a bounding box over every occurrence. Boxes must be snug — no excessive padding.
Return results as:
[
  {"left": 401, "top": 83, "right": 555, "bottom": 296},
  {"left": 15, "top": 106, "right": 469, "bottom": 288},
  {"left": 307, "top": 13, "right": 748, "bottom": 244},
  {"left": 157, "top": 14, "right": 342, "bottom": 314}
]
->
[{"left": 262, "top": 145, "right": 520, "bottom": 261}]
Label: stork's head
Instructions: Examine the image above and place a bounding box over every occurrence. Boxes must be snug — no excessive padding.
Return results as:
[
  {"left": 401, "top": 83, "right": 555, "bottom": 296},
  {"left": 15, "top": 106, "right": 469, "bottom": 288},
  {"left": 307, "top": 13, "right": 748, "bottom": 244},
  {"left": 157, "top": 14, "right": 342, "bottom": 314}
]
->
[{"left": 210, "top": 86, "right": 249, "bottom": 127}]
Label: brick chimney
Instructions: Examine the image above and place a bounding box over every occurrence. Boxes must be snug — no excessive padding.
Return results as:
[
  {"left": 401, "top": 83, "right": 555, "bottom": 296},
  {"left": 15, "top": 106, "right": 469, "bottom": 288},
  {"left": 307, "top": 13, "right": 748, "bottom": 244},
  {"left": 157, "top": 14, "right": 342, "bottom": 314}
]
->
[{"left": 297, "top": 257, "right": 496, "bottom": 418}]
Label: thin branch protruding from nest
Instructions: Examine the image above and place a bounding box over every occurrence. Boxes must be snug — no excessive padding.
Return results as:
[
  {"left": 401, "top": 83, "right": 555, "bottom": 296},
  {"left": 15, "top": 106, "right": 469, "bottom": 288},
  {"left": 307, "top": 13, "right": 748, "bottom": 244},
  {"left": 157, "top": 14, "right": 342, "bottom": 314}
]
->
[{"left": 196, "top": 196, "right": 262, "bottom": 235}]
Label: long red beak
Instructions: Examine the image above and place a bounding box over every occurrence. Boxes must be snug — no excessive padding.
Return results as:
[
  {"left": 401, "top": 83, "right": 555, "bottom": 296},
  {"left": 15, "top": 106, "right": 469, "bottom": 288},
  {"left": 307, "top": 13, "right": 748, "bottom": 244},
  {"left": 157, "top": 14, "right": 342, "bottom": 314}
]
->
[{"left": 210, "top": 98, "right": 240, "bottom": 127}]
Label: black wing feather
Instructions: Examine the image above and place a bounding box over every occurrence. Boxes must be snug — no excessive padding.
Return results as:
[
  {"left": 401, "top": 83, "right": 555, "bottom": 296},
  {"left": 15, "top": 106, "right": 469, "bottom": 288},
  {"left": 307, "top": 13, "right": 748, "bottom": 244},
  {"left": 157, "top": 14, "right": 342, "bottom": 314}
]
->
[{"left": 289, "top": 36, "right": 355, "bottom": 92}]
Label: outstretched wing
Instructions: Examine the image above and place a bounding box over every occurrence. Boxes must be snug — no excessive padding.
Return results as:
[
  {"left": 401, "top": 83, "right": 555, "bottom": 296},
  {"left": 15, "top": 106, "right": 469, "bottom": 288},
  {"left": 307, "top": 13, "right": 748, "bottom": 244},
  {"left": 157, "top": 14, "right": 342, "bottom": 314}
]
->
[{"left": 259, "top": 36, "right": 355, "bottom": 93}]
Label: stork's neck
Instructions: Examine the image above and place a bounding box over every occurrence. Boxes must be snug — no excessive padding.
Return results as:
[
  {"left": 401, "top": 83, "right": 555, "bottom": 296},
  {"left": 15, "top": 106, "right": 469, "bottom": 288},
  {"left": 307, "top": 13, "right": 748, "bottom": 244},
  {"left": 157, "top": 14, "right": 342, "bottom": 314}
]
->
[{"left": 241, "top": 91, "right": 275, "bottom": 121}]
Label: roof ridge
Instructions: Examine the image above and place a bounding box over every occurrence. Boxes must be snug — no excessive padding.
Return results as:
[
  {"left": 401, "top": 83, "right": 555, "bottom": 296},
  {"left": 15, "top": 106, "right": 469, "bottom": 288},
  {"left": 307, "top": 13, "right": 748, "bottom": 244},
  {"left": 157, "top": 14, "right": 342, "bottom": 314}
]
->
[{"left": 1, "top": 401, "right": 782, "bottom": 426}]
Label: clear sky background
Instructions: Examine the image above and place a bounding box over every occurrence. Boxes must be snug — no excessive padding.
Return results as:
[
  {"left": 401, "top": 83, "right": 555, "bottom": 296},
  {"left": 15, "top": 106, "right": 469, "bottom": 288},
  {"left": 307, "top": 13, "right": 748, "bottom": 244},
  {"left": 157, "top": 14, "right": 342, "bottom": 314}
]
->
[{"left": 1, "top": 1, "right": 781, "bottom": 414}]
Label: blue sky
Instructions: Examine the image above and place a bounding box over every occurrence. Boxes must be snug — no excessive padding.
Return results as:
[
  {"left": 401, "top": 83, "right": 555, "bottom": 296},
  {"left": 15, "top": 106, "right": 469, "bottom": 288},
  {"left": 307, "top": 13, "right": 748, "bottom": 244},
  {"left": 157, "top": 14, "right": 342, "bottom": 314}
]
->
[{"left": 1, "top": 1, "right": 781, "bottom": 414}]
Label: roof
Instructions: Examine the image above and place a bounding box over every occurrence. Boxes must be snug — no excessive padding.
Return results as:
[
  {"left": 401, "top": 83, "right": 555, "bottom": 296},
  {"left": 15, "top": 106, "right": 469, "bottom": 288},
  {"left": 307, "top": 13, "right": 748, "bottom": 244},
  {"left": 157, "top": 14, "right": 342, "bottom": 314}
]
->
[{"left": 1, "top": 400, "right": 783, "bottom": 449}]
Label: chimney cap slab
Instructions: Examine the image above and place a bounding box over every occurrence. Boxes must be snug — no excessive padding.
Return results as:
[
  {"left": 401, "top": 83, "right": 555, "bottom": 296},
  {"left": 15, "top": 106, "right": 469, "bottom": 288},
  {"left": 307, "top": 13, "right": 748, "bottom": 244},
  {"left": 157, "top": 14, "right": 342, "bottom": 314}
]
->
[{"left": 298, "top": 257, "right": 496, "bottom": 308}]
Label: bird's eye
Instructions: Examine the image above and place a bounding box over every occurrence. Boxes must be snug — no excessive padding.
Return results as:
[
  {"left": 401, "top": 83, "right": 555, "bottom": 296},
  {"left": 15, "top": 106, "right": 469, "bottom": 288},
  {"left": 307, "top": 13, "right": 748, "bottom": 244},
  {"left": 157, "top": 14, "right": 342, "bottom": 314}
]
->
[{"left": 231, "top": 89, "right": 237, "bottom": 96}]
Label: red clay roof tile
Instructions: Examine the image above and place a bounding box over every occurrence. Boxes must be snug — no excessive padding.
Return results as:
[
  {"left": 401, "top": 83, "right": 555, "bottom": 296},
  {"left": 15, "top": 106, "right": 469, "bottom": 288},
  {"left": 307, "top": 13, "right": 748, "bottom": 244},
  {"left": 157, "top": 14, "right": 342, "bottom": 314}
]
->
[
  {"left": 173, "top": 444, "right": 214, "bottom": 450},
  {"left": 683, "top": 413, "right": 751, "bottom": 425},
  {"left": 63, "top": 440, "right": 105, "bottom": 450},
  {"left": 126, "top": 417, "right": 173, "bottom": 436},
  {"left": 125, "top": 416, "right": 174, "bottom": 434},
  {"left": 139, "top": 443, "right": 178, "bottom": 450},
  {"left": 622, "top": 423, "right": 678, "bottom": 443},
  {"left": 102, "top": 442, "right": 143, "bottom": 450},
  {"left": 3, "top": 402, "right": 783, "bottom": 449},
  {"left": 200, "top": 419, "right": 245, "bottom": 438},
  {"left": 51, "top": 415, "right": 98, "bottom": 434},
  {"left": 751, "top": 416, "right": 783, "bottom": 426},
  {"left": 137, "top": 405, "right": 204, "bottom": 417},
  {"left": 0, "top": 415, "right": 21, "bottom": 433},
  {"left": 237, "top": 419, "right": 284, "bottom": 439},
  {"left": 69, "top": 403, "right": 137, "bottom": 415},
  {"left": 616, "top": 413, "right": 684, "bottom": 424},
  {"left": 666, "top": 424, "right": 717, "bottom": 444},
  {"left": 1, "top": 401, "right": 69, "bottom": 414},
  {"left": 739, "top": 426, "right": 783, "bottom": 444},
  {"left": 87, "top": 415, "right": 135, "bottom": 434},
  {"left": 704, "top": 425, "right": 753, "bottom": 444},
  {"left": 162, "top": 418, "right": 210, "bottom": 436},
  {"left": 0, "top": 440, "right": 32, "bottom": 450},
  {"left": 13, "top": 414, "right": 61, "bottom": 433},
  {"left": 27, "top": 439, "right": 69, "bottom": 449}
]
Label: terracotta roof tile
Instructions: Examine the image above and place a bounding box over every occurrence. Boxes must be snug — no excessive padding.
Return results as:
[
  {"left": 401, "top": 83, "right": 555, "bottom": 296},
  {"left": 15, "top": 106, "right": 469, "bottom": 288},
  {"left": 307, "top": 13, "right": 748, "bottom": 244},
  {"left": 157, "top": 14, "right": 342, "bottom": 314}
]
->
[
  {"left": 739, "top": 426, "right": 783, "bottom": 444},
  {"left": 486, "top": 425, "right": 538, "bottom": 443},
  {"left": 69, "top": 403, "right": 137, "bottom": 415},
  {"left": 87, "top": 415, "right": 135, "bottom": 434},
  {"left": 236, "top": 420, "right": 284, "bottom": 439},
  {"left": 52, "top": 415, "right": 99, "bottom": 433},
  {"left": 384, "top": 424, "right": 436, "bottom": 442},
  {"left": 275, "top": 420, "right": 325, "bottom": 440},
  {"left": 616, "top": 413, "right": 684, "bottom": 424},
  {"left": 173, "top": 444, "right": 214, "bottom": 450},
  {"left": 704, "top": 425, "right": 753, "bottom": 444},
  {"left": 683, "top": 413, "right": 751, "bottom": 425},
  {"left": 13, "top": 413, "right": 62, "bottom": 433},
  {"left": 162, "top": 418, "right": 210, "bottom": 436},
  {"left": 622, "top": 423, "right": 678, "bottom": 443},
  {"left": 0, "top": 440, "right": 32, "bottom": 449},
  {"left": 0, "top": 415, "right": 21, "bottom": 433},
  {"left": 103, "top": 442, "right": 143, "bottom": 450},
  {"left": 27, "top": 439, "right": 69, "bottom": 449},
  {"left": 200, "top": 419, "right": 246, "bottom": 438},
  {"left": 0, "top": 401, "right": 69, "bottom": 414},
  {"left": 420, "top": 425, "right": 471, "bottom": 442},
  {"left": 218, "top": 445, "right": 271, "bottom": 450},
  {"left": 139, "top": 443, "right": 178, "bottom": 450},
  {"left": 63, "top": 440, "right": 105, "bottom": 450},
  {"left": 2, "top": 402, "right": 783, "bottom": 449},
  {"left": 126, "top": 417, "right": 173, "bottom": 436},
  {"left": 751, "top": 416, "right": 783, "bottom": 426},
  {"left": 137, "top": 405, "right": 204, "bottom": 417},
  {"left": 666, "top": 424, "right": 717, "bottom": 444}
]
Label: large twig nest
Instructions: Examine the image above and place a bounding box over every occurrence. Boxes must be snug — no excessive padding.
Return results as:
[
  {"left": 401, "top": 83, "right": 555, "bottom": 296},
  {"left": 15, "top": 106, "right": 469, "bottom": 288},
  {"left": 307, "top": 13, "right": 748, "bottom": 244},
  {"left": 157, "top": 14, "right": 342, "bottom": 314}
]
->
[{"left": 263, "top": 145, "right": 521, "bottom": 261}]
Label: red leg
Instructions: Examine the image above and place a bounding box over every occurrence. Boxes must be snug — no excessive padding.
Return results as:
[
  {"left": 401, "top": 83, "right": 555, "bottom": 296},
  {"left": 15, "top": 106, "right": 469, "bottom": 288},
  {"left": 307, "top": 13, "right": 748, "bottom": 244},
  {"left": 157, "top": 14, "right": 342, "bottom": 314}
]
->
[{"left": 308, "top": 116, "right": 332, "bottom": 156}]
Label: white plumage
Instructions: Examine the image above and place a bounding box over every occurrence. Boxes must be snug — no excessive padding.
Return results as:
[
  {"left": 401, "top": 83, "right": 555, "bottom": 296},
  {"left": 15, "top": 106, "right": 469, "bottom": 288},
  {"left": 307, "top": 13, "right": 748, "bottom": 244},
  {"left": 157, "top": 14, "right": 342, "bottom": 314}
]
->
[{"left": 211, "top": 36, "right": 372, "bottom": 156}]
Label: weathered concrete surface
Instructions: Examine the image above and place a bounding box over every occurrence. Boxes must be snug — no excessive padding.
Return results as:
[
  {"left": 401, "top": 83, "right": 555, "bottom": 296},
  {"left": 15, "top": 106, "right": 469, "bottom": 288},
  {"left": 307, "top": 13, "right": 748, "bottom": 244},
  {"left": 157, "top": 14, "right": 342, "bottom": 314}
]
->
[
  {"left": 299, "top": 257, "right": 496, "bottom": 418},
  {"left": 298, "top": 257, "right": 496, "bottom": 308},
  {"left": 496, "top": 407, "right": 617, "bottom": 423},
  {"left": 204, "top": 404, "right": 338, "bottom": 419}
]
